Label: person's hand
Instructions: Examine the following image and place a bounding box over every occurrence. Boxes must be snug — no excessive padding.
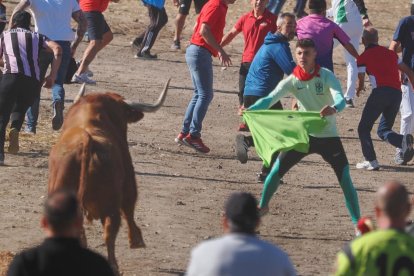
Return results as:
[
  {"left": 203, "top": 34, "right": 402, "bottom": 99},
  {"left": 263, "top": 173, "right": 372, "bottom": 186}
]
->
[
  {"left": 356, "top": 86, "right": 365, "bottom": 97},
  {"left": 218, "top": 51, "right": 232, "bottom": 67},
  {"left": 173, "top": 0, "right": 179, "bottom": 7},
  {"left": 320, "top": 105, "right": 336, "bottom": 117},
  {"left": 363, "top": 18, "right": 372, "bottom": 27},
  {"left": 43, "top": 75, "right": 55, "bottom": 89}
]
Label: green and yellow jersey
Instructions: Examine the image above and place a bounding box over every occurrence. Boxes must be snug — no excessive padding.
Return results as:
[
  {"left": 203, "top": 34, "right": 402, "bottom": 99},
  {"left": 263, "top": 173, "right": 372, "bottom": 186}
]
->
[{"left": 334, "top": 229, "right": 414, "bottom": 276}]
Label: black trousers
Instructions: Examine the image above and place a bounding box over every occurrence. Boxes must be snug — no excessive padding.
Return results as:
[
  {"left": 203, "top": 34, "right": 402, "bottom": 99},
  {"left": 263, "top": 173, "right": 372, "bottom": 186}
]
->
[
  {"left": 137, "top": 5, "right": 168, "bottom": 54},
  {"left": 238, "top": 62, "right": 251, "bottom": 106},
  {"left": 0, "top": 74, "right": 40, "bottom": 153}
]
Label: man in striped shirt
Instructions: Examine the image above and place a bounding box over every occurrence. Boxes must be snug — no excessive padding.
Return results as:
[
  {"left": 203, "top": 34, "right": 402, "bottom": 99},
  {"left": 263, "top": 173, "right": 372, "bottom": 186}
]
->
[{"left": 0, "top": 11, "right": 61, "bottom": 165}]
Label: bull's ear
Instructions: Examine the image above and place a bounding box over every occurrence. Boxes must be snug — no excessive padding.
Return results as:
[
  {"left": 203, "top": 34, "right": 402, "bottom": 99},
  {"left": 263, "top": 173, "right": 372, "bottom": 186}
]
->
[{"left": 127, "top": 106, "right": 144, "bottom": 123}]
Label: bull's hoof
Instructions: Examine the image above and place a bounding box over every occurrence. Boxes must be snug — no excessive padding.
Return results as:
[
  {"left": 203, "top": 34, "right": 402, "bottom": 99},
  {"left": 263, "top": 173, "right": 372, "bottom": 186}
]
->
[{"left": 130, "top": 239, "right": 146, "bottom": 249}]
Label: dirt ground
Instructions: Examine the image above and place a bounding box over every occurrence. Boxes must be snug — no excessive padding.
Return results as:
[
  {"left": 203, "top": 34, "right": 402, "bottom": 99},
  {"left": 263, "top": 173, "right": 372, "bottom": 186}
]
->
[{"left": 0, "top": 0, "right": 413, "bottom": 275}]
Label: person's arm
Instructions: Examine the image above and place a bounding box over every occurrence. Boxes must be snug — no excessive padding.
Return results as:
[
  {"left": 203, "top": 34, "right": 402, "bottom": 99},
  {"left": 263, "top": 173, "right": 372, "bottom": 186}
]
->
[
  {"left": 389, "top": 40, "right": 402, "bottom": 53},
  {"left": 321, "top": 71, "right": 345, "bottom": 116},
  {"left": 70, "top": 9, "right": 87, "bottom": 57},
  {"left": 356, "top": 72, "right": 365, "bottom": 97},
  {"left": 273, "top": 44, "right": 296, "bottom": 75},
  {"left": 43, "top": 39, "right": 62, "bottom": 88},
  {"left": 398, "top": 62, "right": 414, "bottom": 89},
  {"left": 343, "top": 43, "right": 359, "bottom": 59},
  {"left": 352, "top": 0, "right": 371, "bottom": 26},
  {"left": 9, "top": 0, "right": 30, "bottom": 30},
  {"left": 199, "top": 23, "right": 231, "bottom": 67},
  {"left": 248, "top": 77, "right": 292, "bottom": 110},
  {"left": 220, "top": 27, "right": 241, "bottom": 47}
]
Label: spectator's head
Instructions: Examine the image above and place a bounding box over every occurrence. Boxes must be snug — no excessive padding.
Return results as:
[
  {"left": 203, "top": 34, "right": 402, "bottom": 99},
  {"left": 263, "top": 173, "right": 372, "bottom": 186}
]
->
[
  {"left": 41, "top": 191, "right": 83, "bottom": 238},
  {"left": 11, "top": 11, "right": 31, "bottom": 30},
  {"left": 362, "top": 27, "right": 379, "bottom": 47},
  {"left": 276, "top": 13, "right": 296, "bottom": 41},
  {"left": 308, "top": 0, "right": 326, "bottom": 15},
  {"left": 295, "top": 39, "right": 317, "bottom": 70},
  {"left": 375, "top": 181, "right": 411, "bottom": 230},
  {"left": 251, "top": 0, "right": 269, "bottom": 14},
  {"left": 223, "top": 192, "right": 260, "bottom": 235}
]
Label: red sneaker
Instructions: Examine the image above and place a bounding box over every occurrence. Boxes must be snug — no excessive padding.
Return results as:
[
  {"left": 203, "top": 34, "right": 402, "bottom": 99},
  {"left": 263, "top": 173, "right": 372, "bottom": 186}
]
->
[
  {"left": 183, "top": 135, "right": 210, "bottom": 153},
  {"left": 175, "top": 132, "right": 188, "bottom": 145},
  {"left": 238, "top": 123, "right": 249, "bottom": 132}
]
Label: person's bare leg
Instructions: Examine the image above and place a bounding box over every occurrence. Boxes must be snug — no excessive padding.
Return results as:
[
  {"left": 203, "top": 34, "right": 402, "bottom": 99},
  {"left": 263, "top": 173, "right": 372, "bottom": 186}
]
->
[
  {"left": 77, "top": 31, "right": 113, "bottom": 75},
  {"left": 174, "top": 13, "right": 187, "bottom": 43}
]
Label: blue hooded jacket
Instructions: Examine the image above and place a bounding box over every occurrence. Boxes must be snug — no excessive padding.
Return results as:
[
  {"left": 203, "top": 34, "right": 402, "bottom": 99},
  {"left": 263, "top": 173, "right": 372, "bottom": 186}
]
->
[
  {"left": 244, "top": 32, "right": 295, "bottom": 98},
  {"left": 142, "top": 0, "right": 165, "bottom": 9}
]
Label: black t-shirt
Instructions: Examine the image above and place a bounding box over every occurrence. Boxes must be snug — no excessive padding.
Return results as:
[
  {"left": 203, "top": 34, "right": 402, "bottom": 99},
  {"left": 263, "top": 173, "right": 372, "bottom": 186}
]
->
[{"left": 7, "top": 237, "right": 115, "bottom": 276}]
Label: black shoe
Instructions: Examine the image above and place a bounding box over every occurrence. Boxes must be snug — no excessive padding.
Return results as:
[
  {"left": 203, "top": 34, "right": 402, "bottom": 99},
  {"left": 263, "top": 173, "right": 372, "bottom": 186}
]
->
[
  {"left": 171, "top": 40, "right": 181, "bottom": 50},
  {"left": 0, "top": 152, "right": 4, "bottom": 166},
  {"left": 235, "top": 134, "right": 249, "bottom": 164},
  {"left": 52, "top": 101, "right": 64, "bottom": 131},
  {"left": 346, "top": 99, "right": 355, "bottom": 108},
  {"left": 135, "top": 51, "right": 158, "bottom": 59},
  {"left": 131, "top": 37, "right": 143, "bottom": 49}
]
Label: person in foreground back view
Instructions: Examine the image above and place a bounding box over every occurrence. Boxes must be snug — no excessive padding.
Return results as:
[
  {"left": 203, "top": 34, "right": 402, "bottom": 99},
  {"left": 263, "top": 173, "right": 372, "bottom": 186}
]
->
[
  {"left": 333, "top": 180, "right": 414, "bottom": 276},
  {"left": 7, "top": 191, "right": 115, "bottom": 276},
  {"left": 186, "top": 192, "right": 296, "bottom": 276}
]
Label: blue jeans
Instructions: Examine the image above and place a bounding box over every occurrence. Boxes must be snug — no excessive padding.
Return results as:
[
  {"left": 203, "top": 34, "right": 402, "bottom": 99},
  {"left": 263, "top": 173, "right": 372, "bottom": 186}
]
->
[
  {"left": 26, "top": 41, "right": 71, "bottom": 129},
  {"left": 358, "top": 87, "right": 403, "bottom": 161},
  {"left": 181, "top": 44, "right": 213, "bottom": 138}
]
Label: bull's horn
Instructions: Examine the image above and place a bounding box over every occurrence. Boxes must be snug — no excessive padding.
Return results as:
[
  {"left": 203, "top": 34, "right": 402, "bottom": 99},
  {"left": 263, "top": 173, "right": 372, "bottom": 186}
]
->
[
  {"left": 129, "top": 78, "right": 170, "bottom": 112},
  {"left": 73, "top": 83, "right": 86, "bottom": 103}
]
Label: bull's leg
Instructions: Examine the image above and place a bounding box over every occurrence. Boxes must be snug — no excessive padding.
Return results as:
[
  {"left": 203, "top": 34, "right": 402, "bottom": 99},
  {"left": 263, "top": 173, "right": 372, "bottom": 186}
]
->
[
  {"left": 121, "top": 203, "right": 145, "bottom": 248},
  {"left": 103, "top": 212, "right": 121, "bottom": 273}
]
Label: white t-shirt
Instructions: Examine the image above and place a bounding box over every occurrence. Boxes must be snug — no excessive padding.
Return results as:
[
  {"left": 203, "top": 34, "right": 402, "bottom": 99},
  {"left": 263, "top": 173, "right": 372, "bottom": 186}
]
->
[
  {"left": 327, "top": 0, "right": 362, "bottom": 25},
  {"left": 186, "top": 233, "right": 296, "bottom": 276},
  {"left": 29, "top": 0, "right": 80, "bottom": 41}
]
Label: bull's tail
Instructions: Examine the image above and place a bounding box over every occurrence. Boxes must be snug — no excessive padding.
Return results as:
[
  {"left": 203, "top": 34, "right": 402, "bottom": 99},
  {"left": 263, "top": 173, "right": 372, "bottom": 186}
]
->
[{"left": 78, "top": 130, "right": 92, "bottom": 221}]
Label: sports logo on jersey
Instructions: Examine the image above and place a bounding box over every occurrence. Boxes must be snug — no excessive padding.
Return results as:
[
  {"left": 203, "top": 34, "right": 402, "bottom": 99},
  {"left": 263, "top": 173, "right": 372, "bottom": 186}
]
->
[{"left": 315, "top": 81, "right": 323, "bottom": 95}]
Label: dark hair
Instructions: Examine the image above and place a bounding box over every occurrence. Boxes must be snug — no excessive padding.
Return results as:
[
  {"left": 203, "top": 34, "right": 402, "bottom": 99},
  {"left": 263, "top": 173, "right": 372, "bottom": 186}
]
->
[
  {"left": 44, "top": 191, "right": 79, "bottom": 233},
  {"left": 12, "top": 11, "right": 31, "bottom": 30},
  {"left": 308, "top": 0, "right": 326, "bottom": 13},
  {"left": 296, "top": 38, "right": 316, "bottom": 49},
  {"left": 225, "top": 192, "right": 259, "bottom": 234}
]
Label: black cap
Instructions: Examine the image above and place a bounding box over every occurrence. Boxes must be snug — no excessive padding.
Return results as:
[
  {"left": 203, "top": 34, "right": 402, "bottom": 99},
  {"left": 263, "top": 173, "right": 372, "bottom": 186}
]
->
[
  {"left": 12, "top": 11, "right": 31, "bottom": 29},
  {"left": 308, "top": 0, "right": 326, "bottom": 12},
  {"left": 225, "top": 192, "right": 259, "bottom": 233}
]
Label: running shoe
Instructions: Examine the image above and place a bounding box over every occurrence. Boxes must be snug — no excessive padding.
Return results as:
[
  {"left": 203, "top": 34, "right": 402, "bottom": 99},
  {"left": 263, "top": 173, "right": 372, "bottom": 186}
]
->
[
  {"left": 345, "top": 99, "right": 355, "bottom": 108},
  {"left": 52, "top": 101, "right": 64, "bottom": 131},
  {"left": 235, "top": 134, "right": 249, "bottom": 163},
  {"left": 135, "top": 51, "right": 157, "bottom": 59},
  {"left": 394, "top": 150, "right": 405, "bottom": 165},
  {"left": 23, "top": 126, "right": 36, "bottom": 135},
  {"left": 182, "top": 135, "right": 210, "bottom": 153},
  {"left": 175, "top": 132, "right": 188, "bottom": 146},
  {"left": 401, "top": 134, "right": 414, "bottom": 164},
  {"left": 356, "top": 160, "right": 380, "bottom": 171},
  {"left": 8, "top": 128, "right": 19, "bottom": 154},
  {"left": 75, "top": 61, "right": 94, "bottom": 77},
  {"left": 72, "top": 73, "right": 96, "bottom": 85},
  {"left": 171, "top": 40, "right": 181, "bottom": 50}
]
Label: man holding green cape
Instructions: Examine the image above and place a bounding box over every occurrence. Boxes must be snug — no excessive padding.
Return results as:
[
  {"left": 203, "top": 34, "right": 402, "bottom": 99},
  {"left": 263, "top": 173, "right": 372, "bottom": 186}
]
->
[{"left": 243, "top": 38, "right": 361, "bottom": 234}]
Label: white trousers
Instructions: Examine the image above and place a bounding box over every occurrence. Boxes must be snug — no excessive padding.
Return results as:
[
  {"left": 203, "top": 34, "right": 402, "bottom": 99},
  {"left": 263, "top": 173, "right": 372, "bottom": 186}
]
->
[
  {"left": 396, "top": 83, "right": 414, "bottom": 152},
  {"left": 334, "top": 21, "right": 363, "bottom": 100}
]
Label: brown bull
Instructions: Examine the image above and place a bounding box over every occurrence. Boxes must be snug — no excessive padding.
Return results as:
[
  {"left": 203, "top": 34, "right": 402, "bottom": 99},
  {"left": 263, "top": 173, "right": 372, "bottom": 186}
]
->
[{"left": 48, "top": 79, "right": 170, "bottom": 272}]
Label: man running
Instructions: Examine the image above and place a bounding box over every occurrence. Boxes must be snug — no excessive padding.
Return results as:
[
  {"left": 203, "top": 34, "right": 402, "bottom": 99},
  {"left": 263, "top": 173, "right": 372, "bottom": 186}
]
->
[
  {"left": 356, "top": 28, "right": 414, "bottom": 171},
  {"left": 220, "top": 0, "right": 277, "bottom": 121},
  {"left": 327, "top": 0, "right": 370, "bottom": 108},
  {"left": 248, "top": 38, "right": 361, "bottom": 233},
  {"left": 390, "top": 14, "right": 414, "bottom": 165}
]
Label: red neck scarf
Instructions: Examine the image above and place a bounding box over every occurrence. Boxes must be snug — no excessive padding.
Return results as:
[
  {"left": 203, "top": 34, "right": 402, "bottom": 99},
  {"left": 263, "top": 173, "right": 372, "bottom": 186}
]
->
[{"left": 293, "top": 65, "right": 321, "bottom": 81}]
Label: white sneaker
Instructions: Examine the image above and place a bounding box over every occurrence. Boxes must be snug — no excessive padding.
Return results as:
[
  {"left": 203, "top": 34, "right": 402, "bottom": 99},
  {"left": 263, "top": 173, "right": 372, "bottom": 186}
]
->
[
  {"left": 356, "top": 160, "right": 380, "bottom": 171},
  {"left": 72, "top": 73, "right": 96, "bottom": 85}
]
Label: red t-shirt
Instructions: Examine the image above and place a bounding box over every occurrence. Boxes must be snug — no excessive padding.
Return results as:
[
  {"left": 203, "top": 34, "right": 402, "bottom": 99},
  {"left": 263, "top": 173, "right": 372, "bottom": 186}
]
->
[
  {"left": 80, "top": 0, "right": 110, "bottom": 12},
  {"left": 357, "top": 45, "right": 401, "bottom": 91},
  {"left": 234, "top": 9, "right": 277, "bottom": 63},
  {"left": 190, "top": 0, "right": 228, "bottom": 57}
]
